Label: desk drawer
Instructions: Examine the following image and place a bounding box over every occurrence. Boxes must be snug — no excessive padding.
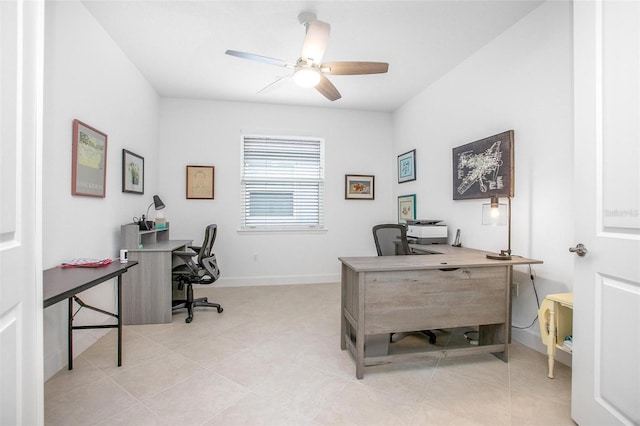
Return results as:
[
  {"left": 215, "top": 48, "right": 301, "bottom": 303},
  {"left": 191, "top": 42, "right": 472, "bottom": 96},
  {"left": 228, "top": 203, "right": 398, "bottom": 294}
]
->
[{"left": 363, "top": 266, "right": 508, "bottom": 334}]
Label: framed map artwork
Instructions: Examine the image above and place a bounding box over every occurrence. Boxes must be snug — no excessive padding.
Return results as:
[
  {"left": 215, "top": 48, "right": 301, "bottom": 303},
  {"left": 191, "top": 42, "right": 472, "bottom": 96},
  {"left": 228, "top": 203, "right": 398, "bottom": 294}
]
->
[{"left": 452, "top": 130, "right": 514, "bottom": 200}]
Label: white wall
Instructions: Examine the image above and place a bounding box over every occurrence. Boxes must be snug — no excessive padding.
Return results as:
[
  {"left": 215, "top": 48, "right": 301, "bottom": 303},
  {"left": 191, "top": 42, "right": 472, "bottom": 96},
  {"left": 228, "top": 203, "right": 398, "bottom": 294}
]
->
[
  {"left": 392, "top": 0, "right": 574, "bottom": 356},
  {"left": 43, "top": 0, "right": 160, "bottom": 379},
  {"left": 158, "top": 99, "right": 393, "bottom": 285}
]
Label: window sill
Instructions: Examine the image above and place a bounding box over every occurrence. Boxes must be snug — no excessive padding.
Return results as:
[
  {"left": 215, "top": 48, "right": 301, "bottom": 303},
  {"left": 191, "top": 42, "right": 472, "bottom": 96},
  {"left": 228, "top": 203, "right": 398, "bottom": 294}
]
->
[{"left": 237, "top": 227, "right": 327, "bottom": 235}]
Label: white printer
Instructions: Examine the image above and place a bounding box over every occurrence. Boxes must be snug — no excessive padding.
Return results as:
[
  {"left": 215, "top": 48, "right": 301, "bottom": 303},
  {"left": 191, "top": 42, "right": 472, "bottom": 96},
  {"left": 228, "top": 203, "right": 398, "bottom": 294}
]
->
[{"left": 406, "top": 220, "right": 448, "bottom": 244}]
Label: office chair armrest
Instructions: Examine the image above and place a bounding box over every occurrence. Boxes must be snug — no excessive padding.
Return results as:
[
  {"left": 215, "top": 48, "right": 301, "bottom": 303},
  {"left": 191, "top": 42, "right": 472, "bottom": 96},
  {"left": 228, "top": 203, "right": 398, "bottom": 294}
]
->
[
  {"left": 173, "top": 249, "right": 196, "bottom": 255},
  {"left": 188, "top": 245, "right": 202, "bottom": 252},
  {"left": 172, "top": 250, "right": 199, "bottom": 275},
  {"left": 173, "top": 250, "right": 197, "bottom": 261}
]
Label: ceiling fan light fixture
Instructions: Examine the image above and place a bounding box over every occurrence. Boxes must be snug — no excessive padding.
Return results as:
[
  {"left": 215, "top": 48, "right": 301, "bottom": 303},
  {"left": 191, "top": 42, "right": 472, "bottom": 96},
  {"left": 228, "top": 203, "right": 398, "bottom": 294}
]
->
[
  {"left": 226, "top": 12, "right": 388, "bottom": 101},
  {"left": 293, "top": 66, "right": 321, "bottom": 88}
]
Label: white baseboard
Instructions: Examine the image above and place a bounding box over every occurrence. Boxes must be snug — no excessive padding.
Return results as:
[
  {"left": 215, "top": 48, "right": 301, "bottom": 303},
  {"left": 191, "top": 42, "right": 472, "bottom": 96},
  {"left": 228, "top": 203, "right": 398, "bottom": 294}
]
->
[
  {"left": 214, "top": 274, "right": 340, "bottom": 287},
  {"left": 512, "top": 327, "right": 572, "bottom": 368},
  {"left": 44, "top": 328, "right": 110, "bottom": 381},
  {"left": 43, "top": 351, "right": 64, "bottom": 382}
]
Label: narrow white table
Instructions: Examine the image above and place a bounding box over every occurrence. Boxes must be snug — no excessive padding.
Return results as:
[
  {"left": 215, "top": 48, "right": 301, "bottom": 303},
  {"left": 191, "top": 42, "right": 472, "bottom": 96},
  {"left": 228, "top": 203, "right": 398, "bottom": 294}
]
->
[{"left": 539, "top": 292, "right": 573, "bottom": 378}]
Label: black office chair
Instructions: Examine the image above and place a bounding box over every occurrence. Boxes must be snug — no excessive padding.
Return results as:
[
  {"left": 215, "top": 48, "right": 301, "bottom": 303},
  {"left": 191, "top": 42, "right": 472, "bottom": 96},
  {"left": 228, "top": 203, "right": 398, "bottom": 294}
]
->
[
  {"left": 372, "top": 223, "right": 411, "bottom": 255},
  {"left": 172, "top": 224, "right": 223, "bottom": 323},
  {"left": 372, "top": 224, "right": 437, "bottom": 344}
]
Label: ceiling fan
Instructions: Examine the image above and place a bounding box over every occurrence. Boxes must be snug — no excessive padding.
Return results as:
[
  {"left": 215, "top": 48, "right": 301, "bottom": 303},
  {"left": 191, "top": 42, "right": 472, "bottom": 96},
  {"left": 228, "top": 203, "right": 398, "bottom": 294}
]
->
[{"left": 225, "top": 12, "right": 389, "bottom": 101}]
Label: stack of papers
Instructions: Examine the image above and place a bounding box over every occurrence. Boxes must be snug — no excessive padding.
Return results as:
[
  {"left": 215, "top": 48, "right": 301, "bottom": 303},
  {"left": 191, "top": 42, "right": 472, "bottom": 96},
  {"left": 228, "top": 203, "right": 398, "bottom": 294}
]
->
[{"left": 60, "top": 258, "right": 113, "bottom": 268}]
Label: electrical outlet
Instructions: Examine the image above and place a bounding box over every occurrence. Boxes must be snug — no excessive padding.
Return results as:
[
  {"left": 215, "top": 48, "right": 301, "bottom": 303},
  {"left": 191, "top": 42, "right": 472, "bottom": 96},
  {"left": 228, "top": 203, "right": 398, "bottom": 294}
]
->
[{"left": 511, "top": 282, "right": 519, "bottom": 297}]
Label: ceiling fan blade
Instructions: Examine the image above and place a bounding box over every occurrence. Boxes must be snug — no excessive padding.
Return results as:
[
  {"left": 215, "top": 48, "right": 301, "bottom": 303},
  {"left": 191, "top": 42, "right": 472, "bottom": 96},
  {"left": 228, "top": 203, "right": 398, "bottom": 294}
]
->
[
  {"left": 321, "top": 61, "right": 389, "bottom": 75},
  {"left": 315, "top": 75, "right": 341, "bottom": 101},
  {"left": 225, "top": 50, "right": 294, "bottom": 68},
  {"left": 301, "top": 20, "right": 330, "bottom": 64},
  {"left": 257, "top": 74, "right": 291, "bottom": 94}
]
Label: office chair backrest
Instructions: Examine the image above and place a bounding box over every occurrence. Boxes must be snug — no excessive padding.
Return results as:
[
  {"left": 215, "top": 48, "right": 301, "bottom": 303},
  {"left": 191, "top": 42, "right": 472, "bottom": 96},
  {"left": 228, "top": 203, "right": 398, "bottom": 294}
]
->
[
  {"left": 198, "top": 224, "right": 220, "bottom": 281},
  {"left": 372, "top": 224, "right": 411, "bottom": 256},
  {"left": 198, "top": 224, "right": 217, "bottom": 262}
]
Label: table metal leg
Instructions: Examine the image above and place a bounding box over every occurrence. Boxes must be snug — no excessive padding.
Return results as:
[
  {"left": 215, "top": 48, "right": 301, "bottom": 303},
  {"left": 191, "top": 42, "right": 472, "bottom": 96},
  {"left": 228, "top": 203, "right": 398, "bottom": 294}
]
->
[
  {"left": 68, "top": 290, "right": 123, "bottom": 370},
  {"left": 68, "top": 296, "right": 73, "bottom": 370},
  {"left": 117, "top": 275, "right": 122, "bottom": 367}
]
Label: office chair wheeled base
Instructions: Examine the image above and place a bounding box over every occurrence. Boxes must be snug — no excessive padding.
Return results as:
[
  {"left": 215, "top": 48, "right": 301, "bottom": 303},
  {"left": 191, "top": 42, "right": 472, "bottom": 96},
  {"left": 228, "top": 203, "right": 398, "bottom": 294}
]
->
[{"left": 172, "top": 282, "right": 223, "bottom": 323}]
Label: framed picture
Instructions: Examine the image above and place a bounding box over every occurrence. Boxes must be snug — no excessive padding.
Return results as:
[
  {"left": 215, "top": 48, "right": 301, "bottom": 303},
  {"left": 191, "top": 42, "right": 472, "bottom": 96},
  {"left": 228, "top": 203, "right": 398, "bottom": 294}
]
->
[
  {"left": 452, "top": 130, "right": 514, "bottom": 200},
  {"left": 122, "top": 150, "right": 144, "bottom": 194},
  {"left": 397, "top": 149, "right": 416, "bottom": 183},
  {"left": 71, "top": 119, "right": 107, "bottom": 197},
  {"left": 345, "top": 174, "right": 375, "bottom": 200},
  {"left": 398, "top": 194, "right": 416, "bottom": 224},
  {"left": 186, "top": 165, "right": 214, "bottom": 199}
]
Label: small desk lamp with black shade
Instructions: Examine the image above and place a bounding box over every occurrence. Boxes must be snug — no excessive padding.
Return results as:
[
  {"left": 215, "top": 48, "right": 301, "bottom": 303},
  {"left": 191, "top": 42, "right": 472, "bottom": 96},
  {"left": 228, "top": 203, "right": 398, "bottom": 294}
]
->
[
  {"left": 482, "top": 195, "right": 512, "bottom": 260},
  {"left": 139, "top": 195, "right": 165, "bottom": 230}
]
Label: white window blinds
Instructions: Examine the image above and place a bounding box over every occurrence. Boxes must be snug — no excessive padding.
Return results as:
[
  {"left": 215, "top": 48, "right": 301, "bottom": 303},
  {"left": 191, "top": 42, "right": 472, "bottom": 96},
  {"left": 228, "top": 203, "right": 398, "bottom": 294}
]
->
[{"left": 241, "top": 135, "right": 324, "bottom": 230}]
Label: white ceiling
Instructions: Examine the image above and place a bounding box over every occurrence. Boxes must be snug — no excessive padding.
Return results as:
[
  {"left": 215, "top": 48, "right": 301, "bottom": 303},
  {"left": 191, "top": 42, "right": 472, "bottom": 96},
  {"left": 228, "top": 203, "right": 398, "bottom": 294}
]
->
[{"left": 81, "top": 0, "right": 543, "bottom": 112}]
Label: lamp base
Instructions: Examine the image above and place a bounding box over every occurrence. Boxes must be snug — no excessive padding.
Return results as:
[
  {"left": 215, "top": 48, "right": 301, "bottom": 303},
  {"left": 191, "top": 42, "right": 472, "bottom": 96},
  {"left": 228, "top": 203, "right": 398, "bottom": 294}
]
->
[{"left": 486, "top": 249, "right": 512, "bottom": 260}]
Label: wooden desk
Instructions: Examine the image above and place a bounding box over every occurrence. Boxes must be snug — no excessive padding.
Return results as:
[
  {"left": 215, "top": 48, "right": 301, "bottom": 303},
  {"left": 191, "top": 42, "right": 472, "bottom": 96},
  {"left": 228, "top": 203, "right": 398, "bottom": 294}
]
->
[
  {"left": 43, "top": 261, "right": 138, "bottom": 370},
  {"left": 122, "top": 240, "right": 192, "bottom": 324},
  {"left": 339, "top": 245, "right": 542, "bottom": 379}
]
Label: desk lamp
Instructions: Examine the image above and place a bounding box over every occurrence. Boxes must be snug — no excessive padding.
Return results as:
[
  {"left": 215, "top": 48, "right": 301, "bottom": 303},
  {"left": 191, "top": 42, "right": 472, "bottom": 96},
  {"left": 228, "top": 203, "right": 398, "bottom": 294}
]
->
[
  {"left": 140, "top": 195, "right": 165, "bottom": 229},
  {"left": 482, "top": 195, "right": 511, "bottom": 260}
]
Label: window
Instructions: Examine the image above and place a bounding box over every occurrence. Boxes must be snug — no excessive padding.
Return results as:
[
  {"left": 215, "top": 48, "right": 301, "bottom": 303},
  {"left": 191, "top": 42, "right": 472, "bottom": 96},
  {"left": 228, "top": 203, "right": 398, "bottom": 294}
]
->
[{"left": 241, "top": 135, "right": 324, "bottom": 230}]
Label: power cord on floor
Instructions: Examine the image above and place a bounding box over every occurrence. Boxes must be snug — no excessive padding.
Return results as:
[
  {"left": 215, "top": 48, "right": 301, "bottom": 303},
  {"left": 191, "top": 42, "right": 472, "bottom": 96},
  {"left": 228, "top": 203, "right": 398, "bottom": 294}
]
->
[{"left": 512, "top": 264, "right": 541, "bottom": 330}]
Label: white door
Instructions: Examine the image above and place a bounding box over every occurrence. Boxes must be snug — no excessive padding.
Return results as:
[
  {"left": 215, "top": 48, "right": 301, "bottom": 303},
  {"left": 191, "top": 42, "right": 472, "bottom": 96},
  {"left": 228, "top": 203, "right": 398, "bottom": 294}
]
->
[
  {"left": 572, "top": 1, "right": 640, "bottom": 425},
  {"left": 0, "top": 0, "right": 44, "bottom": 424}
]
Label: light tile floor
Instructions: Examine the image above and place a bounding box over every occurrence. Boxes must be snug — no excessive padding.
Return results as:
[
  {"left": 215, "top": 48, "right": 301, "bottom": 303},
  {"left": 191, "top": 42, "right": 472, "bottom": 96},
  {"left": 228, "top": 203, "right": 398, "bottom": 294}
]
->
[{"left": 45, "top": 283, "right": 574, "bottom": 425}]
